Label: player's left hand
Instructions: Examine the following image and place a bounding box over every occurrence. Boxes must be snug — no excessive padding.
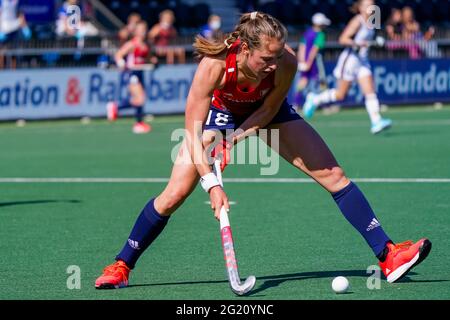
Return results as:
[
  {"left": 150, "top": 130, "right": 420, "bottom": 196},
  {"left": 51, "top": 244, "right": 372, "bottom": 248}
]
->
[{"left": 211, "top": 139, "right": 232, "bottom": 171}]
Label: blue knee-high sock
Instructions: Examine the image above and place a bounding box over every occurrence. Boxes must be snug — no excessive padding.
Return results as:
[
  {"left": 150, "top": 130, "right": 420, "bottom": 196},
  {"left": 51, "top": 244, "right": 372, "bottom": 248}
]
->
[
  {"left": 116, "top": 198, "right": 170, "bottom": 268},
  {"left": 332, "top": 181, "right": 391, "bottom": 257},
  {"left": 135, "top": 105, "right": 143, "bottom": 122}
]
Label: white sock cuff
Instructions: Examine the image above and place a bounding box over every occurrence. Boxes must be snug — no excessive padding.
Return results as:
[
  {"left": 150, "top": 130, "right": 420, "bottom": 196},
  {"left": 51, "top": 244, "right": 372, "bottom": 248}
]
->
[
  {"left": 365, "top": 93, "right": 378, "bottom": 101},
  {"left": 314, "top": 89, "right": 337, "bottom": 105},
  {"left": 330, "top": 89, "right": 337, "bottom": 101}
]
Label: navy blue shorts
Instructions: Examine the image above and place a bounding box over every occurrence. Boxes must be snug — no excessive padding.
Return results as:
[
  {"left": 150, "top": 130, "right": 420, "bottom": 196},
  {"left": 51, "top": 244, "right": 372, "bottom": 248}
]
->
[
  {"left": 121, "top": 70, "right": 144, "bottom": 86},
  {"left": 203, "top": 99, "right": 302, "bottom": 131}
]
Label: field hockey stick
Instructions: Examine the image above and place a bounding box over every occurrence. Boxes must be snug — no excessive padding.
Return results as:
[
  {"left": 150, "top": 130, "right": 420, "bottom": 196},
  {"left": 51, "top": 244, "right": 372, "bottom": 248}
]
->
[
  {"left": 213, "top": 159, "right": 256, "bottom": 296},
  {"left": 316, "top": 53, "right": 328, "bottom": 90},
  {"left": 351, "top": 36, "right": 386, "bottom": 52}
]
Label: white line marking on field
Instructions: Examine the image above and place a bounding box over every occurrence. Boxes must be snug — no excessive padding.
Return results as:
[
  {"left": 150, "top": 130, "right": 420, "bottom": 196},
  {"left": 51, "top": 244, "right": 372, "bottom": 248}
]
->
[
  {"left": 313, "top": 119, "right": 450, "bottom": 127},
  {"left": 0, "top": 178, "right": 449, "bottom": 183}
]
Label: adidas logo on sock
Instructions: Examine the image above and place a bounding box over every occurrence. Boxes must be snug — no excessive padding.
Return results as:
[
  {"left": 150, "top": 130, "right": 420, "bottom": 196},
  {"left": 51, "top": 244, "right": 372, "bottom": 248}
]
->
[
  {"left": 366, "top": 218, "right": 381, "bottom": 231},
  {"left": 128, "top": 239, "right": 141, "bottom": 250}
]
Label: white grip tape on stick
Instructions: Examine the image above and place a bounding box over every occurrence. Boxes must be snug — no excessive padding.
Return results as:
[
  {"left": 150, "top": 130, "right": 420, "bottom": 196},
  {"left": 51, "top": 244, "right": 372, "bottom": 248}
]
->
[{"left": 220, "top": 207, "right": 230, "bottom": 229}]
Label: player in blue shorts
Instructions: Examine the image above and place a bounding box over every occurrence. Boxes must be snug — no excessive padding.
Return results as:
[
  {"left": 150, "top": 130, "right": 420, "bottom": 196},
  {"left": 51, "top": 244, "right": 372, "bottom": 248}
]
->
[
  {"left": 293, "top": 13, "right": 330, "bottom": 111},
  {"left": 94, "top": 11, "right": 431, "bottom": 289},
  {"left": 106, "top": 21, "right": 157, "bottom": 134}
]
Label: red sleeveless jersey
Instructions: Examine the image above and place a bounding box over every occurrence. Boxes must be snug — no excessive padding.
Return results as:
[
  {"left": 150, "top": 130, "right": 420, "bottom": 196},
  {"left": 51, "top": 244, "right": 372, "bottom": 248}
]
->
[
  {"left": 211, "top": 39, "right": 275, "bottom": 118},
  {"left": 126, "top": 38, "right": 149, "bottom": 68}
]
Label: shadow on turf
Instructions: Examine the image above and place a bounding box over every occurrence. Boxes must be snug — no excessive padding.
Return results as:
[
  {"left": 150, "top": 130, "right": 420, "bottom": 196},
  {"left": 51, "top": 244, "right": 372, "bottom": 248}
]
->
[
  {"left": 0, "top": 199, "right": 81, "bottom": 208},
  {"left": 128, "top": 269, "right": 448, "bottom": 295},
  {"left": 399, "top": 278, "right": 450, "bottom": 284},
  {"left": 246, "top": 271, "right": 449, "bottom": 295},
  {"left": 246, "top": 270, "right": 379, "bottom": 296}
]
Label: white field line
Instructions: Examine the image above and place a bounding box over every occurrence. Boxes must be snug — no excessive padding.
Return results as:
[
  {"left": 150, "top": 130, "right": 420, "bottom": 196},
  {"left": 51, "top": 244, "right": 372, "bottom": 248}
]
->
[
  {"left": 0, "top": 178, "right": 449, "bottom": 183},
  {"left": 1, "top": 118, "right": 449, "bottom": 132},
  {"left": 313, "top": 119, "right": 450, "bottom": 127}
]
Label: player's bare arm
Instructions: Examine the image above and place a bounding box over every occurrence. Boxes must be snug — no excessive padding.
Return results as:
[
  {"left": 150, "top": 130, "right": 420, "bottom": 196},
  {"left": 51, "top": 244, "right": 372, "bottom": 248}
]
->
[
  {"left": 184, "top": 56, "right": 225, "bottom": 176},
  {"left": 306, "top": 45, "right": 320, "bottom": 69},
  {"left": 114, "top": 41, "right": 134, "bottom": 66},
  {"left": 184, "top": 56, "right": 230, "bottom": 218},
  {"left": 297, "top": 43, "right": 305, "bottom": 64},
  {"left": 339, "top": 16, "right": 362, "bottom": 47}
]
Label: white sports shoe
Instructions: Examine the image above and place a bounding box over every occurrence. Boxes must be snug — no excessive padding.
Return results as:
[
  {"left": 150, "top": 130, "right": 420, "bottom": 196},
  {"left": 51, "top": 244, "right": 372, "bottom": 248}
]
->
[
  {"left": 302, "top": 93, "right": 318, "bottom": 119},
  {"left": 371, "top": 118, "right": 392, "bottom": 134},
  {"left": 106, "top": 102, "right": 118, "bottom": 121}
]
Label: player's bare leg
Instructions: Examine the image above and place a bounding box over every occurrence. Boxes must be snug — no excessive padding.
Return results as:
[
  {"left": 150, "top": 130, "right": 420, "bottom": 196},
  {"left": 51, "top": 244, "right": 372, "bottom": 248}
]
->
[
  {"left": 263, "top": 119, "right": 431, "bottom": 282},
  {"left": 95, "top": 130, "right": 219, "bottom": 288},
  {"left": 128, "top": 83, "right": 151, "bottom": 134},
  {"left": 358, "top": 75, "right": 392, "bottom": 134},
  {"left": 303, "top": 79, "right": 351, "bottom": 119}
]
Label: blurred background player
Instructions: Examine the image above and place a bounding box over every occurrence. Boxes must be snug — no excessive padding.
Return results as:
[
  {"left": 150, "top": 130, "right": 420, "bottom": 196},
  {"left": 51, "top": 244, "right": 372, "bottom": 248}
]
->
[
  {"left": 106, "top": 20, "right": 156, "bottom": 134},
  {"left": 0, "top": 0, "right": 31, "bottom": 68},
  {"left": 0, "top": 0, "right": 31, "bottom": 43},
  {"left": 293, "top": 12, "right": 330, "bottom": 111},
  {"left": 303, "top": 0, "right": 392, "bottom": 134}
]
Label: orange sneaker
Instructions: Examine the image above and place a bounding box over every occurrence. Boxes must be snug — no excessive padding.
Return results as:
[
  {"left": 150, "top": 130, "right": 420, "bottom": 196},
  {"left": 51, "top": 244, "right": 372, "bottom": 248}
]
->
[
  {"left": 106, "top": 102, "right": 118, "bottom": 121},
  {"left": 132, "top": 122, "right": 152, "bottom": 134},
  {"left": 379, "top": 238, "right": 432, "bottom": 283},
  {"left": 95, "top": 260, "right": 130, "bottom": 289}
]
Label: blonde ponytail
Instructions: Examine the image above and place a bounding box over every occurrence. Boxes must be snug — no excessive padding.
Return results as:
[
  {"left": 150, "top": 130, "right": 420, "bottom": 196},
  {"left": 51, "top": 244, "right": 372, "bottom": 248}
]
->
[{"left": 193, "top": 11, "right": 287, "bottom": 59}]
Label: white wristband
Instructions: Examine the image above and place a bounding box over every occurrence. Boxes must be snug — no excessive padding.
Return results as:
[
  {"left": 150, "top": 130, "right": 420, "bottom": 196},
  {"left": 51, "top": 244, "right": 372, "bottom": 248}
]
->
[{"left": 200, "top": 173, "right": 220, "bottom": 193}]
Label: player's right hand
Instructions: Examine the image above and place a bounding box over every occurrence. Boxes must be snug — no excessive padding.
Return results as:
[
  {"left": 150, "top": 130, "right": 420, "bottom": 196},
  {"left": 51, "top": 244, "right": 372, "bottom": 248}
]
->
[
  {"left": 209, "top": 185, "right": 230, "bottom": 220},
  {"left": 211, "top": 140, "right": 232, "bottom": 171}
]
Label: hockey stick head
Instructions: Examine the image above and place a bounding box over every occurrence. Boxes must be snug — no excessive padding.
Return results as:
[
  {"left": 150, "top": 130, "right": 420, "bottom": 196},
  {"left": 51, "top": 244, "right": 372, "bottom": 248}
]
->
[
  {"left": 215, "top": 160, "right": 256, "bottom": 296},
  {"left": 228, "top": 269, "right": 256, "bottom": 296}
]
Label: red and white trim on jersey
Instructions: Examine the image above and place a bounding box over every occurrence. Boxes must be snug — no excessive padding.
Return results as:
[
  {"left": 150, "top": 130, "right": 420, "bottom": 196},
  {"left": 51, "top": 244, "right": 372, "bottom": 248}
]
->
[
  {"left": 126, "top": 38, "right": 150, "bottom": 69},
  {"left": 211, "top": 39, "right": 275, "bottom": 118}
]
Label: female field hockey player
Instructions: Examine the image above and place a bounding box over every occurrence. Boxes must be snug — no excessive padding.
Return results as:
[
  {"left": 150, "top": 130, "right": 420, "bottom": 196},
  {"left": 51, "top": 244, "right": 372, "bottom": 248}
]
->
[
  {"left": 95, "top": 11, "right": 431, "bottom": 289},
  {"left": 293, "top": 13, "right": 331, "bottom": 111},
  {"left": 303, "top": 0, "right": 392, "bottom": 134},
  {"left": 106, "top": 20, "right": 156, "bottom": 134}
]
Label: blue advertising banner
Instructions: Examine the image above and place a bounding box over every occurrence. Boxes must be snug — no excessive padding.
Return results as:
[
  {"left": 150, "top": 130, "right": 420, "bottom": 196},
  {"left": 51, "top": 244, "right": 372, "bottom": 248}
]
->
[
  {"left": 0, "top": 58, "right": 448, "bottom": 120},
  {"left": 0, "top": 65, "right": 196, "bottom": 120},
  {"left": 290, "top": 58, "right": 450, "bottom": 107},
  {"left": 372, "top": 59, "right": 450, "bottom": 104}
]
